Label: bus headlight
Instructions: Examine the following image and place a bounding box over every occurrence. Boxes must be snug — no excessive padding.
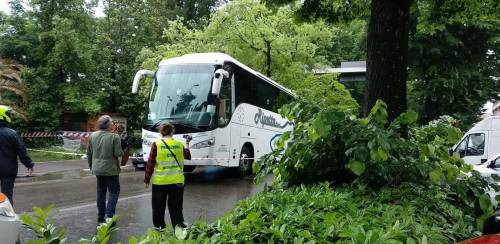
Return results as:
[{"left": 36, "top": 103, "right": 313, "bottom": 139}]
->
[{"left": 191, "top": 138, "right": 215, "bottom": 149}]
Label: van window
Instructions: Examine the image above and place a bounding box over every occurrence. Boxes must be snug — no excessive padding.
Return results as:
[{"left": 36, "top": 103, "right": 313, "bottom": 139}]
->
[
  {"left": 493, "top": 157, "right": 500, "bottom": 168},
  {"left": 466, "top": 133, "right": 485, "bottom": 156}
]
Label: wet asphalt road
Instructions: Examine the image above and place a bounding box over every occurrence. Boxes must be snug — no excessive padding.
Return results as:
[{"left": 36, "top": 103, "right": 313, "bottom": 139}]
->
[{"left": 15, "top": 167, "right": 271, "bottom": 243}]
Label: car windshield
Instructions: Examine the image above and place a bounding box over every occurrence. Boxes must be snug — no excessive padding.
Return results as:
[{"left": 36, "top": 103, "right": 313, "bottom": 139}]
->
[{"left": 147, "top": 64, "right": 217, "bottom": 132}]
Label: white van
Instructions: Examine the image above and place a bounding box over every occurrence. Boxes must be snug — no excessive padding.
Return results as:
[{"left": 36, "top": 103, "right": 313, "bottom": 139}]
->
[{"left": 453, "top": 116, "right": 500, "bottom": 165}]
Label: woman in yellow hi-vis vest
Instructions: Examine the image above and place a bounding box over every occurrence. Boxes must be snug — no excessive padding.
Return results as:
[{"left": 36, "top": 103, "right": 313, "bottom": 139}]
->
[{"left": 144, "top": 123, "right": 191, "bottom": 229}]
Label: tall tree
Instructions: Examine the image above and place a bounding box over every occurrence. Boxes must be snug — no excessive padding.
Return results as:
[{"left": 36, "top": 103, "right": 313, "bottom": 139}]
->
[
  {"left": 266, "top": 0, "right": 499, "bottom": 124},
  {"left": 408, "top": 1, "right": 500, "bottom": 126},
  {"left": 138, "top": 0, "right": 333, "bottom": 90},
  {"left": 364, "top": 0, "right": 412, "bottom": 120}
]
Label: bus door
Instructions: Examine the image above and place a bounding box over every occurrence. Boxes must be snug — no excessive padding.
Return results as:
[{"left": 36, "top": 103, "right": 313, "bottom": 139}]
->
[{"left": 215, "top": 74, "right": 235, "bottom": 166}]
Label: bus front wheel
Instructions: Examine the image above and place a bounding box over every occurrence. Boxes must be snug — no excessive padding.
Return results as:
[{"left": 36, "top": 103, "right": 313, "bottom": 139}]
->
[{"left": 238, "top": 146, "right": 254, "bottom": 176}]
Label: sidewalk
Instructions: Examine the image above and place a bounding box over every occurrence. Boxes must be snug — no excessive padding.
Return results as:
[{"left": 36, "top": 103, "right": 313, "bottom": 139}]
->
[{"left": 17, "top": 160, "right": 136, "bottom": 183}]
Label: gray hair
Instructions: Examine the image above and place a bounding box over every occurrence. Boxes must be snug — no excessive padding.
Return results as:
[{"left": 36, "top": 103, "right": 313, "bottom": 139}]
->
[{"left": 97, "top": 115, "right": 113, "bottom": 130}]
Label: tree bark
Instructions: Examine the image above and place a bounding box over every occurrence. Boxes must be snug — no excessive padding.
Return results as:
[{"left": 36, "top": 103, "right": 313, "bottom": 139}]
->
[
  {"left": 364, "top": 0, "right": 412, "bottom": 121},
  {"left": 265, "top": 40, "right": 272, "bottom": 77}
]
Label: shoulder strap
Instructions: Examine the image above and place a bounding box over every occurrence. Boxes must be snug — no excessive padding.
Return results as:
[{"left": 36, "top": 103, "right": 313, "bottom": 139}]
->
[{"left": 160, "top": 139, "right": 181, "bottom": 169}]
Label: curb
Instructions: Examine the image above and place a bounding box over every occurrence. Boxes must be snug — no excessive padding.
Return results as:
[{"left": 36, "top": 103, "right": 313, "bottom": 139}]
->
[{"left": 16, "top": 166, "right": 137, "bottom": 183}]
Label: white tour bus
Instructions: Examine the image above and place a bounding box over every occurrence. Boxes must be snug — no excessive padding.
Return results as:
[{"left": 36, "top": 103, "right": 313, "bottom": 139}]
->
[{"left": 132, "top": 53, "right": 295, "bottom": 175}]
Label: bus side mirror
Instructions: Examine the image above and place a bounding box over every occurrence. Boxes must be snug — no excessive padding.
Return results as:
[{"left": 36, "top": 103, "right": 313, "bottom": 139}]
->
[
  {"left": 132, "top": 69, "right": 155, "bottom": 94},
  {"left": 211, "top": 69, "right": 229, "bottom": 96}
]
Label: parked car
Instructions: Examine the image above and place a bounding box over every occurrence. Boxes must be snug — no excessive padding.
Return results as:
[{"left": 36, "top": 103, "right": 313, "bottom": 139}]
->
[
  {"left": 460, "top": 234, "right": 500, "bottom": 244},
  {"left": 473, "top": 153, "right": 500, "bottom": 205},
  {"left": 452, "top": 116, "right": 500, "bottom": 165},
  {"left": 472, "top": 153, "right": 500, "bottom": 234},
  {"left": 131, "top": 149, "right": 146, "bottom": 170},
  {"left": 0, "top": 193, "right": 20, "bottom": 244}
]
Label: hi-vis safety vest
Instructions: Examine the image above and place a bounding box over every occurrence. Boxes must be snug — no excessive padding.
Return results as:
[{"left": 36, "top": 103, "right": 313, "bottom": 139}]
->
[{"left": 152, "top": 138, "right": 185, "bottom": 185}]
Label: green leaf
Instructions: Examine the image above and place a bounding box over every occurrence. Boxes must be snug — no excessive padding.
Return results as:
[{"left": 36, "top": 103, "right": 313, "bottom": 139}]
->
[
  {"left": 308, "top": 126, "right": 319, "bottom": 143},
  {"left": 446, "top": 127, "right": 462, "bottom": 143},
  {"left": 429, "top": 168, "right": 442, "bottom": 184},
  {"left": 174, "top": 226, "right": 187, "bottom": 240},
  {"left": 348, "top": 160, "right": 366, "bottom": 176},
  {"left": 398, "top": 110, "right": 418, "bottom": 124},
  {"left": 373, "top": 147, "right": 389, "bottom": 161},
  {"left": 427, "top": 144, "right": 435, "bottom": 155},
  {"left": 421, "top": 235, "right": 428, "bottom": 244},
  {"left": 479, "top": 194, "right": 492, "bottom": 213}
]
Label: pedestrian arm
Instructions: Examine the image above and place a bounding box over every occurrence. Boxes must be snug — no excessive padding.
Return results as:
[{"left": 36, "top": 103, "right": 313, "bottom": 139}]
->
[
  {"left": 183, "top": 146, "right": 191, "bottom": 160},
  {"left": 14, "top": 133, "right": 34, "bottom": 169},
  {"left": 144, "top": 142, "right": 157, "bottom": 184}
]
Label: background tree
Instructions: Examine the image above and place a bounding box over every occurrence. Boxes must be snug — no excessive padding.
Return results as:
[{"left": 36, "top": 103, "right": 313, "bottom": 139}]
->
[
  {"left": 139, "top": 0, "right": 333, "bottom": 90},
  {"left": 408, "top": 1, "right": 500, "bottom": 126},
  {"left": 267, "top": 0, "right": 499, "bottom": 126}
]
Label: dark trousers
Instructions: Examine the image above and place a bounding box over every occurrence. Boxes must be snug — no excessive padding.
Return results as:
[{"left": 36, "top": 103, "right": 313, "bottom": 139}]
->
[
  {"left": 0, "top": 177, "right": 15, "bottom": 204},
  {"left": 152, "top": 184, "right": 185, "bottom": 229},
  {"left": 96, "top": 175, "right": 120, "bottom": 221}
]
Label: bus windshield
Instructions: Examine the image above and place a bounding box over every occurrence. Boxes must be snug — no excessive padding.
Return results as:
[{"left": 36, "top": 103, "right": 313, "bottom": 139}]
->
[{"left": 147, "top": 64, "right": 217, "bottom": 132}]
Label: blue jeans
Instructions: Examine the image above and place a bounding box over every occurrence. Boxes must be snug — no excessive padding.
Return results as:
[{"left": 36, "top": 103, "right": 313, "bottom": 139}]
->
[
  {"left": 96, "top": 176, "right": 120, "bottom": 222},
  {"left": 0, "top": 177, "right": 15, "bottom": 205}
]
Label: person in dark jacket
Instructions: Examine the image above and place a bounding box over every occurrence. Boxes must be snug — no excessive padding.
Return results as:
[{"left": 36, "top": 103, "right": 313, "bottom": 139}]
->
[{"left": 0, "top": 105, "right": 33, "bottom": 204}]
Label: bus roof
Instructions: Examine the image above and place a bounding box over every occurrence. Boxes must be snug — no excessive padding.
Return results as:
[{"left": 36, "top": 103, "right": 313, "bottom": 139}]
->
[{"left": 159, "top": 53, "right": 296, "bottom": 97}]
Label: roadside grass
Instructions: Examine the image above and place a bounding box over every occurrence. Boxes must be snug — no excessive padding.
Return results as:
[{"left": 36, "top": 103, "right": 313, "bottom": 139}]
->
[{"left": 28, "top": 147, "right": 83, "bottom": 162}]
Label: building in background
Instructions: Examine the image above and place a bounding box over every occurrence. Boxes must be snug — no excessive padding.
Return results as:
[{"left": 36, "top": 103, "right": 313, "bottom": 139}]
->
[{"left": 314, "top": 61, "right": 366, "bottom": 82}]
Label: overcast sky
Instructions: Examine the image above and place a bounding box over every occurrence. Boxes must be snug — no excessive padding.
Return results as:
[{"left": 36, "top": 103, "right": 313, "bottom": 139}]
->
[{"left": 0, "top": 1, "right": 12, "bottom": 15}]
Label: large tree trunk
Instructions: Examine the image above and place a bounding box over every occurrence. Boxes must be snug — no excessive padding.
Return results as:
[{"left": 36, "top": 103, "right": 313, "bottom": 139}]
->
[
  {"left": 364, "top": 0, "right": 412, "bottom": 121},
  {"left": 265, "top": 40, "right": 272, "bottom": 77}
]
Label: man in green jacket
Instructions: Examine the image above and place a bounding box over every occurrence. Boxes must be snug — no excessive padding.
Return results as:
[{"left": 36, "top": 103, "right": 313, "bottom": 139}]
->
[{"left": 87, "top": 115, "right": 124, "bottom": 224}]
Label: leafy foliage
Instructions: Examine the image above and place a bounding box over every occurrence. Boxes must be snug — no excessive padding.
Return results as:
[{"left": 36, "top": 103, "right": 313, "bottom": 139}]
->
[
  {"left": 21, "top": 205, "right": 117, "bottom": 244},
  {"left": 20, "top": 205, "right": 67, "bottom": 244},
  {"left": 408, "top": 0, "right": 500, "bottom": 125},
  {"left": 256, "top": 99, "right": 471, "bottom": 187},
  {"left": 255, "top": 99, "right": 494, "bottom": 229},
  {"left": 185, "top": 183, "right": 482, "bottom": 243},
  {"left": 295, "top": 74, "right": 359, "bottom": 111},
  {"left": 138, "top": 0, "right": 333, "bottom": 90}
]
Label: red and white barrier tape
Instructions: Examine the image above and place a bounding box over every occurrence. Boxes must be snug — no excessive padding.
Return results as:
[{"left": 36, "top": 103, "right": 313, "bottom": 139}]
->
[{"left": 22, "top": 131, "right": 129, "bottom": 139}]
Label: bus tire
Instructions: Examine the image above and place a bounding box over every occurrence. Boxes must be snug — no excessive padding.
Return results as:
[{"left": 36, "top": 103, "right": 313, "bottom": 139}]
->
[
  {"left": 183, "top": 165, "right": 196, "bottom": 173},
  {"left": 238, "top": 146, "right": 254, "bottom": 176}
]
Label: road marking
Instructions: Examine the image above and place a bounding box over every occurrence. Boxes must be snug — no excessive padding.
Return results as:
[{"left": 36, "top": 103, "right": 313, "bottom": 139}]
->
[{"left": 57, "top": 192, "right": 151, "bottom": 213}]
